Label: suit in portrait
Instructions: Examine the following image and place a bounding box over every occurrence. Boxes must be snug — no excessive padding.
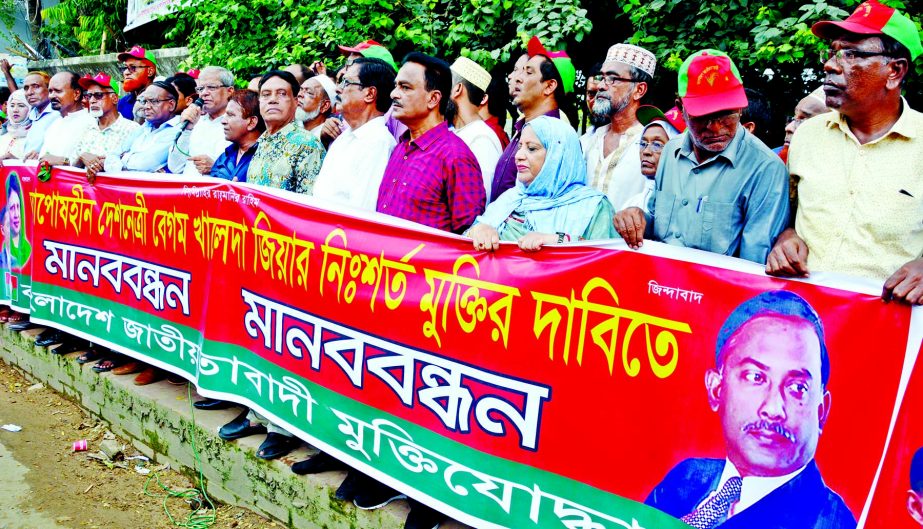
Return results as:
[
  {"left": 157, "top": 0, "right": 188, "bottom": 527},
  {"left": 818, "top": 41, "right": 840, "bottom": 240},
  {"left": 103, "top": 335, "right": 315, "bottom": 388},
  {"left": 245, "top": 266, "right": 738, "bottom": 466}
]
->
[{"left": 645, "top": 458, "right": 856, "bottom": 529}]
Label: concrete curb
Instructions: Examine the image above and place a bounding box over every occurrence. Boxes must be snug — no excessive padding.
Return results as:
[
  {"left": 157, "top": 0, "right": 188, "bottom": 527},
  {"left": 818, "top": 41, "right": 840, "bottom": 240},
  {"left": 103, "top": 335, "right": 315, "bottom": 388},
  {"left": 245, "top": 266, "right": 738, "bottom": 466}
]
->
[{"left": 0, "top": 325, "right": 467, "bottom": 529}]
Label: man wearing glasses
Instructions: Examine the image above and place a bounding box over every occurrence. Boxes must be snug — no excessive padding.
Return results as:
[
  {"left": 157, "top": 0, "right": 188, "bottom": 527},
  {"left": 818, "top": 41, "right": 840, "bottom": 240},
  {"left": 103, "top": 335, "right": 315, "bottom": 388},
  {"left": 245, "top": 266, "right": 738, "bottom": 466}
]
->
[
  {"left": 168, "top": 66, "right": 236, "bottom": 176},
  {"left": 71, "top": 73, "right": 139, "bottom": 183},
  {"left": 766, "top": 0, "right": 923, "bottom": 305},
  {"left": 246, "top": 70, "right": 324, "bottom": 194},
  {"left": 614, "top": 50, "right": 789, "bottom": 265},
  {"left": 116, "top": 46, "right": 157, "bottom": 123},
  {"left": 104, "top": 81, "right": 182, "bottom": 173},
  {"left": 582, "top": 43, "right": 656, "bottom": 211},
  {"left": 313, "top": 57, "right": 397, "bottom": 211}
]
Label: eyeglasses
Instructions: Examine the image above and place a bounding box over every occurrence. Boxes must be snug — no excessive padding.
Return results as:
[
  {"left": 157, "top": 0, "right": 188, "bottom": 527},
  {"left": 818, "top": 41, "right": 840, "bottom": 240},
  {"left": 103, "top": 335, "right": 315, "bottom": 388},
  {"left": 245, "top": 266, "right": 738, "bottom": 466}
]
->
[
  {"left": 195, "top": 84, "right": 230, "bottom": 93},
  {"left": 259, "top": 89, "right": 293, "bottom": 100},
  {"left": 598, "top": 73, "right": 637, "bottom": 86},
  {"left": 337, "top": 79, "right": 364, "bottom": 89},
  {"left": 83, "top": 91, "right": 116, "bottom": 101},
  {"left": 122, "top": 65, "right": 148, "bottom": 73},
  {"left": 138, "top": 97, "right": 174, "bottom": 106},
  {"left": 692, "top": 111, "right": 740, "bottom": 128},
  {"left": 821, "top": 48, "right": 891, "bottom": 65},
  {"left": 639, "top": 140, "right": 665, "bottom": 153}
]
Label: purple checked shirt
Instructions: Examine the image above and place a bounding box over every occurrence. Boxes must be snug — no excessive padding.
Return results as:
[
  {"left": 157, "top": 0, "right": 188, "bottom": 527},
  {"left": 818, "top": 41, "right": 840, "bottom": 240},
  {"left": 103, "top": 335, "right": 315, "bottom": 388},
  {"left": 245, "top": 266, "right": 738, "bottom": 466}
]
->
[{"left": 377, "top": 122, "right": 485, "bottom": 233}]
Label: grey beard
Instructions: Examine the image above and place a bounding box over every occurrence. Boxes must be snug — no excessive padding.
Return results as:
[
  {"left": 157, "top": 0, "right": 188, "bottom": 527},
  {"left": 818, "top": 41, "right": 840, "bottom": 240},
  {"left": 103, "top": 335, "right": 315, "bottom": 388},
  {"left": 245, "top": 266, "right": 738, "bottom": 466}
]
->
[
  {"left": 591, "top": 93, "right": 631, "bottom": 122},
  {"left": 89, "top": 109, "right": 104, "bottom": 118},
  {"left": 296, "top": 107, "right": 320, "bottom": 123}
]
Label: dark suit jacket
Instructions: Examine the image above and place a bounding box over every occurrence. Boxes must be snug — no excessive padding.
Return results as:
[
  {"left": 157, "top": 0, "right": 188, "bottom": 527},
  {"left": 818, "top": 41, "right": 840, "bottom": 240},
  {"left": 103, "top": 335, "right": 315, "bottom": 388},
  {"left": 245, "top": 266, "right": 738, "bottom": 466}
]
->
[{"left": 644, "top": 458, "right": 856, "bottom": 529}]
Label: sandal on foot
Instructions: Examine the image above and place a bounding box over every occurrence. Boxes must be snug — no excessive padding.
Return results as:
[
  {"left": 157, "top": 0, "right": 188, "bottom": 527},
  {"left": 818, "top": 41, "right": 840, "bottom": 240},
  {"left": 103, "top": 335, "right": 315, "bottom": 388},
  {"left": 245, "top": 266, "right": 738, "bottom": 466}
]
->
[
  {"left": 77, "top": 349, "right": 104, "bottom": 364},
  {"left": 91, "top": 357, "right": 121, "bottom": 373}
]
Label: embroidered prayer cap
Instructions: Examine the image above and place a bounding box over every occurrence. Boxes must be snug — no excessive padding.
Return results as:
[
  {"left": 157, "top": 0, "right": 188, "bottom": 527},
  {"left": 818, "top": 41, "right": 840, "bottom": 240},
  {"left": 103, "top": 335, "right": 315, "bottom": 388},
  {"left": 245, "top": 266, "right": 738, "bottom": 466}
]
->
[
  {"left": 450, "top": 57, "right": 491, "bottom": 92},
  {"left": 78, "top": 72, "right": 121, "bottom": 95},
  {"left": 338, "top": 39, "right": 398, "bottom": 71},
  {"left": 117, "top": 45, "right": 157, "bottom": 67},
  {"left": 812, "top": 0, "right": 921, "bottom": 61},
  {"left": 677, "top": 49, "right": 748, "bottom": 117},
  {"left": 527, "top": 36, "right": 576, "bottom": 94},
  {"left": 604, "top": 43, "right": 657, "bottom": 78}
]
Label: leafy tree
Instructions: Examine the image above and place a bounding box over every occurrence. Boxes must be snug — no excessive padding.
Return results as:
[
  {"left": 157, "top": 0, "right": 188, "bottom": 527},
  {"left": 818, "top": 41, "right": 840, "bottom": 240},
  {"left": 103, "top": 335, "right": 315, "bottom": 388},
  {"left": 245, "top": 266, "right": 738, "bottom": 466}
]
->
[
  {"left": 162, "top": 0, "right": 591, "bottom": 80},
  {"left": 622, "top": 0, "right": 921, "bottom": 120},
  {"left": 40, "top": 0, "right": 130, "bottom": 56}
]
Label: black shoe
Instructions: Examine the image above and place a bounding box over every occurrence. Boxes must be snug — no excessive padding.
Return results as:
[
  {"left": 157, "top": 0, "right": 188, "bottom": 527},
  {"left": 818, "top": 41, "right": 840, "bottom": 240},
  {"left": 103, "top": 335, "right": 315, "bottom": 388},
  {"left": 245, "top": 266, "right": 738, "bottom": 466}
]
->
[
  {"left": 193, "top": 398, "right": 236, "bottom": 411},
  {"left": 8, "top": 321, "right": 37, "bottom": 331},
  {"left": 35, "top": 329, "right": 65, "bottom": 346},
  {"left": 405, "top": 500, "right": 445, "bottom": 529},
  {"left": 218, "top": 410, "right": 266, "bottom": 441},
  {"left": 51, "top": 339, "right": 89, "bottom": 355},
  {"left": 256, "top": 432, "right": 300, "bottom": 460},
  {"left": 291, "top": 452, "right": 349, "bottom": 475},
  {"left": 335, "top": 470, "right": 365, "bottom": 502},
  {"left": 353, "top": 479, "right": 407, "bottom": 510}
]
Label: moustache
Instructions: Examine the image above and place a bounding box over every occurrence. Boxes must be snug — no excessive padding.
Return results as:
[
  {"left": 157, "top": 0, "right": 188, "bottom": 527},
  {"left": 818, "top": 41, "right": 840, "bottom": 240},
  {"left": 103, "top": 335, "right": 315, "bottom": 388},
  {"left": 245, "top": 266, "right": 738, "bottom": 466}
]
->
[{"left": 742, "top": 420, "right": 796, "bottom": 443}]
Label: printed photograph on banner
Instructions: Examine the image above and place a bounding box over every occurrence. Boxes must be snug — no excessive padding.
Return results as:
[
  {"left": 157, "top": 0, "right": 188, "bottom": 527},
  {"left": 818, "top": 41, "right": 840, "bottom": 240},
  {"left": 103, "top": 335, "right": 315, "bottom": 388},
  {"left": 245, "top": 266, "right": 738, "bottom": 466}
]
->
[
  {"left": 862, "top": 355, "right": 923, "bottom": 529},
  {"left": 644, "top": 290, "right": 854, "bottom": 528},
  {"left": 6, "top": 171, "right": 31, "bottom": 271}
]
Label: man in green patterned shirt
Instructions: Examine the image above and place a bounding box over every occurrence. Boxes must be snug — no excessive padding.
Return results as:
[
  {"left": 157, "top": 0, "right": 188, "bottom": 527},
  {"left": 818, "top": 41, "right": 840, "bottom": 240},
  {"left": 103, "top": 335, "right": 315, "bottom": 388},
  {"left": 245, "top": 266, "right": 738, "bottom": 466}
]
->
[{"left": 247, "top": 70, "right": 324, "bottom": 194}]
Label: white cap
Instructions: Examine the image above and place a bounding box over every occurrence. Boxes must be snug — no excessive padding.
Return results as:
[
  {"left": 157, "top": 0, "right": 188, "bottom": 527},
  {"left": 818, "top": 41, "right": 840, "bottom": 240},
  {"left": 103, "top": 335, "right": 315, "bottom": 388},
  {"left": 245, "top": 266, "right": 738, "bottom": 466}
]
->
[
  {"left": 450, "top": 57, "right": 491, "bottom": 92},
  {"left": 604, "top": 43, "right": 657, "bottom": 78},
  {"left": 312, "top": 75, "right": 338, "bottom": 103}
]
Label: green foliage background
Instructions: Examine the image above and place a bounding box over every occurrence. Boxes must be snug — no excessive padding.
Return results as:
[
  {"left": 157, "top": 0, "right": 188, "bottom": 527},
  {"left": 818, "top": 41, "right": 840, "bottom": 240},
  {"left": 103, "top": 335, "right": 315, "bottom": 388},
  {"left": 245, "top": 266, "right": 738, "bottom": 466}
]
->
[
  {"left": 159, "top": 0, "right": 591, "bottom": 76},
  {"left": 34, "top": 0, "right": 921, "bottom": 141}
]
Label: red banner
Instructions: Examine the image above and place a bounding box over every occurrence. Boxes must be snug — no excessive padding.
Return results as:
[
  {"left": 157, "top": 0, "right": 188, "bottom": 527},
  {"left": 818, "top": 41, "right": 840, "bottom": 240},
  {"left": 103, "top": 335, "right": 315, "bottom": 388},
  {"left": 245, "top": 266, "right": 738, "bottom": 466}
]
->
[{"left": 11, "top": 162, "right": 920, "bottom": 529}]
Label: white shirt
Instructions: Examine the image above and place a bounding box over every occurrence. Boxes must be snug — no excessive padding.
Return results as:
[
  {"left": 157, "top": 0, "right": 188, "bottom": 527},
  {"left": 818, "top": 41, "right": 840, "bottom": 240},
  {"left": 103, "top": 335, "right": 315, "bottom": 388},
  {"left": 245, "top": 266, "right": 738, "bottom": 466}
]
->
[
  {"left": 453, "top": 119, "right": 503, "bottom": 203},
  {"left": 705, "top": 459, "right": 808, "bottom": 517},
  {"left": 39, "top": 109, "right": 94, "bottom": 162},
  {"left": 313, "top": 116, "right": 396, "bottom": 211},
  {"left": 168, "top": 113, "right": 231, "bottom": 176},
  {"left": 582, "top": 123, "right": 646, "bottom": 211},
  {"left": 308, "top": 124, "right": 324, "bottom": 141}
]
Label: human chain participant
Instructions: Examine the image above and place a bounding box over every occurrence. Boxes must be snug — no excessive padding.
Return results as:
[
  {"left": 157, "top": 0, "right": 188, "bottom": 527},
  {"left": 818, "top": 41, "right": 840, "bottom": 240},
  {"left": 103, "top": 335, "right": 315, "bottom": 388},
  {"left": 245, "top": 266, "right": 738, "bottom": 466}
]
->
[{"left": 3, "top": 4, "right": 920, "bottom": 527}]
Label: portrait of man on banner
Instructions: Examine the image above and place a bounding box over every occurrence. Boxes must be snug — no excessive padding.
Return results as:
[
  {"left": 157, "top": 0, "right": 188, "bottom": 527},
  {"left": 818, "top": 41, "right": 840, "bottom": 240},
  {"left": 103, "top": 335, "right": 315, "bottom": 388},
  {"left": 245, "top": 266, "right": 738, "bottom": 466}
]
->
[
  {"left": 644, "top": 290, "right": 856, "bottom": 529},
  {"left": 5, "top": 172, "right": 30, "bottom": 271},
  {"left": 909, "top": 448, "right": 923, "bottom": 526}
]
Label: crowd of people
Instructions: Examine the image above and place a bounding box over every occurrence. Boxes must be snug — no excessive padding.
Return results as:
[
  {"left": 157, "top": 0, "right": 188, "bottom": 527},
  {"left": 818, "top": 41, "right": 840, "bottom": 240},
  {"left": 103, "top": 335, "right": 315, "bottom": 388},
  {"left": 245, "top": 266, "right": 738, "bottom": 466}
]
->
[{"left": 0, "top": 0, "right": 920, "bottom": 527}]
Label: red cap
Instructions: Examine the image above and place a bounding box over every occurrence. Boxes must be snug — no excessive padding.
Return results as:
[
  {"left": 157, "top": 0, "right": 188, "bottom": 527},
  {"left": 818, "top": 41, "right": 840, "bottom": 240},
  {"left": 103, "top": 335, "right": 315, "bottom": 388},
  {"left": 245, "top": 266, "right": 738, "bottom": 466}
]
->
[
  {"left": 813, "top": 0, "right": 895, "bottom": 39},
  {"left": 525, "top": 36, "right": 576, "bottom": 94},
  {"left": 677, "top": 50, "right": 748, "bottom": 117},
  {"left": 636, "top": 105, "right": 687, "bottom": 133},
  {"left": 811, "top": 0, "right": 922, "bottom": 61},
  {"left": 117, "top": 45, "right": 157, "bottom": 66},
  {"left": 186, "top": 69, "right": 200, "bottom": 79},
  {"left": 78, "top": 72, "right": 119, "bottom": 93},
  {"left": 338, "top": 39, "right": 383, "bottom": 55}
]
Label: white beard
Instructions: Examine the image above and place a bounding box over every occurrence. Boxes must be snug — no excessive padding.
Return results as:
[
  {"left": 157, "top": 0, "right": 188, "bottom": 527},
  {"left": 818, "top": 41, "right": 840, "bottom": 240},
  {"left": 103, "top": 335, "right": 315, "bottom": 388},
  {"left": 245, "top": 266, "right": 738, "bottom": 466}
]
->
[
  {"left": 296, "top": 107, "right": 320, "bottom": 124},
  {"left": 89, "top": 109, "right": 104, "bottom": 118}
]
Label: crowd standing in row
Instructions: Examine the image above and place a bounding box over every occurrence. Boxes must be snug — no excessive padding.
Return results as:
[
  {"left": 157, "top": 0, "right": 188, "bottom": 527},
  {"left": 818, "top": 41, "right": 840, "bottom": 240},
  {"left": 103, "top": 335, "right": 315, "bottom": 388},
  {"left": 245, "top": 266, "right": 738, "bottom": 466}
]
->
[{"left": 0, "top": 1, "right": 920, "bottom": 527}]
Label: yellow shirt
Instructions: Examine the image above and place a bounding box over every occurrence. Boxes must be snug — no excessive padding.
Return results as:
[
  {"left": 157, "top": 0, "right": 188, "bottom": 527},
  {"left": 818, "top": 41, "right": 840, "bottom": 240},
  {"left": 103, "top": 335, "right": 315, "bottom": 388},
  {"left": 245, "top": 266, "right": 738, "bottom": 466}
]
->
[{"left": 789, "top": 100, "right": 923, "bottom": 282}]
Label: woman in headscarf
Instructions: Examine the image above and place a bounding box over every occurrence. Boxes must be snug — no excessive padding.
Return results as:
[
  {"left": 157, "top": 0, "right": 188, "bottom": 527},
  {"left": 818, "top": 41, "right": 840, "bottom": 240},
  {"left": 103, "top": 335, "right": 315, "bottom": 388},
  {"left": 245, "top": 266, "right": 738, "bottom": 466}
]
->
[
  {"left": 0, "top": 90, "right": 31, "bottom": 160},
  {"left": 468, "top": 115, "right": 615, "bottom": 252},
  {"left": 621, "top": 105, "right": 686, "bottom": 211}
]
